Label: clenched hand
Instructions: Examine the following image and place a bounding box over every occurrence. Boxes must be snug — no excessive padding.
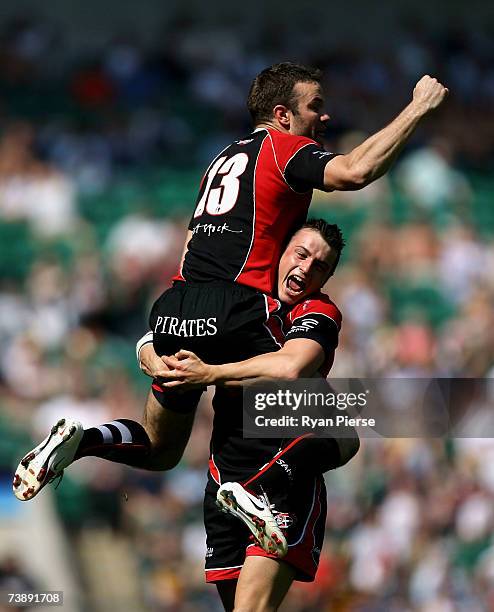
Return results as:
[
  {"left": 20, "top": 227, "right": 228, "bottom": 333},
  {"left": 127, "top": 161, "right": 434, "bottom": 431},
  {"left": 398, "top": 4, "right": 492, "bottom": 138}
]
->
[{"left": 412, "top": 75, "right": 449, "bottom": 114}]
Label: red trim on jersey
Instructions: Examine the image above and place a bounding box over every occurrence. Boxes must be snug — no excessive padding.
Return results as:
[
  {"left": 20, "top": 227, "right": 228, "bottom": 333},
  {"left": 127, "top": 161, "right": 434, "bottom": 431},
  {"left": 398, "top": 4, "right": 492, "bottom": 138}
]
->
[
  {"left": 209, "top": 455, "right": 221, "bottom": 485},
  {"left": 265, "top": 130, "right": 319, "bottom": 181},
  {"left": 235, "top": 129, "right": 316, "bottom": 294},
  {"left": 205, "top": 567, "right": 242, "bottom": 582},
  {"left": 242, "top": 434, "right": 313, "bottom": 488},
  {"left": 288, "top": 292, "right": 342, "bottom": 330},
  {"left": 264, "top": 316, "right": 284, "bottom": 348},
  {"left": 172, "top": 271, "right": 185, "bottom": 282},
  {"left": 284, "top": 292, "right": 341, "bottom": 377},
  {"left": 266, "top": 295, "right": 281, "bottom": 314},
  {"left": 152, "top": 382, "right": 164, "bottom": 393}
]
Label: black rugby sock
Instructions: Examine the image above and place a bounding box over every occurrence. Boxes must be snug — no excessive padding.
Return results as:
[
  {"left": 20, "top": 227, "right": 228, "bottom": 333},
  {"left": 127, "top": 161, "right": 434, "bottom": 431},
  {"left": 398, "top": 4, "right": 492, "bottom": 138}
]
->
[{"left": 74, "top": 419, "right": 151, "bottom": 468}]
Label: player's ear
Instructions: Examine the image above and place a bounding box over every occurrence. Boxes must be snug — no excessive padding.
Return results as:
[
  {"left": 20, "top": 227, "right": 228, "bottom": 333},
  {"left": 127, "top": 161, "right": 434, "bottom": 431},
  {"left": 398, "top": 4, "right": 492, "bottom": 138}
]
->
[{"left": 273, "top": 104, "right": 291, "bottom": 129}]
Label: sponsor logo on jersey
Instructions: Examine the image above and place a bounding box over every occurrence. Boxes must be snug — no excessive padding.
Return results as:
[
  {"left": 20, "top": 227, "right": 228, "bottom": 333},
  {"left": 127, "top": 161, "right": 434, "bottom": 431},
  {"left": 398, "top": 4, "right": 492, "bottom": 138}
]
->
[
  {"left": 289, "top": 318, "right": 319, "bottom": 333},
  {"left": 192, "top": 222, "right": 242, "bottom": 237},
  {"left": 206, "top": 547, "right": 214, "bottom": 558},
  {"left": 312, "top": 150, "right": 333, "bottom": 159},
  {"left": 154, "top": 316, "right": 218, "bottom": 337}
]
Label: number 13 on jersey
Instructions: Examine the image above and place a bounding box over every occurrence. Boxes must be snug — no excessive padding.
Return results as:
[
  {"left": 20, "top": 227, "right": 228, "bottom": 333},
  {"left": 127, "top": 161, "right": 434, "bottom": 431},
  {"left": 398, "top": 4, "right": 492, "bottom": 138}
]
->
[{"left": 194, "top": 153, "right": 249, "bottom": 218}]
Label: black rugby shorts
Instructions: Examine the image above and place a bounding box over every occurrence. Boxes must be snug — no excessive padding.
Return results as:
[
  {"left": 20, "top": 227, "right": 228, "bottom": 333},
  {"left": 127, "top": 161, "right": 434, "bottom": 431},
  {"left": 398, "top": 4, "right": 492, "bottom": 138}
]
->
[
  {"left": 204, "top": 473, "right": 327, "bottom": 583},
  {"left": 149, "top": 281, "right": 279, "bottom": 412}
]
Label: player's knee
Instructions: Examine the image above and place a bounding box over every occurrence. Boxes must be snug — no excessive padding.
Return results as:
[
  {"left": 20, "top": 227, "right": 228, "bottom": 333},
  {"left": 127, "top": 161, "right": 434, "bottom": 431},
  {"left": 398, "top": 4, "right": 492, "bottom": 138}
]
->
[{"left": 146, "top": 447, "right": 184, "bottom": 471}]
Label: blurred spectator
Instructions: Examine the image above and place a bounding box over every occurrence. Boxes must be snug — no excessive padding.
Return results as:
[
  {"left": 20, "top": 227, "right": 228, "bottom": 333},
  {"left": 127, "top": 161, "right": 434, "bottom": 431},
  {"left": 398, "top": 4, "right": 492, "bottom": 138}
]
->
[
  {"left": 396, "top": 137, "right": 472, "bottom": 212},
  {"left": 0, "top": 122, "right": 78, "bottom": 237},
  {"left": 105, "top": 213, "right": 183, "bottom": 287}
]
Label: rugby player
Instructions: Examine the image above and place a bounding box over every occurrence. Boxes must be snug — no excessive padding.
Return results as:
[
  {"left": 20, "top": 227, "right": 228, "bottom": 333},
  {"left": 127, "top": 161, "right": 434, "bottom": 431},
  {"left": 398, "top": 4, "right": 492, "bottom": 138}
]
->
[
  {"left": 147, "top": 219, "right": 357, "bottom": 611},
  {"left": 13, "top": 62, "right": 447, "bottom": 502}
]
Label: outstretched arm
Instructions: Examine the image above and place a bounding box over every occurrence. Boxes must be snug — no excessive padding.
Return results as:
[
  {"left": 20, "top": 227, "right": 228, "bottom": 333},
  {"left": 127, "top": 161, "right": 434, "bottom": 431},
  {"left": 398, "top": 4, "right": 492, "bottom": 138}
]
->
[
  {"left": 158, "top": 338, "right": 326, "bottom": 388},
  {"left": 323, "top": 75, "right": 448, "bottom": 191}
]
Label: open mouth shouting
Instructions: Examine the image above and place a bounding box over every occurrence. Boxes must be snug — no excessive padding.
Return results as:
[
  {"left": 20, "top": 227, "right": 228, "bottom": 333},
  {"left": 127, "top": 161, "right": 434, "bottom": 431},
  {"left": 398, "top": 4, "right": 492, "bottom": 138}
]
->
[{"left": 285, "top": 273, "right": 307, "bottom": 298}]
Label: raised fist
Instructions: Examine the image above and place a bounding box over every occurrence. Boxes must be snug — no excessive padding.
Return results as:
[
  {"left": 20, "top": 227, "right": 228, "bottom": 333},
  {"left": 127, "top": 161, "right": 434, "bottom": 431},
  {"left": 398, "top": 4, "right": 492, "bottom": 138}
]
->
[{"left": 413, "top": 75, "right": 449, "bottom": 113}]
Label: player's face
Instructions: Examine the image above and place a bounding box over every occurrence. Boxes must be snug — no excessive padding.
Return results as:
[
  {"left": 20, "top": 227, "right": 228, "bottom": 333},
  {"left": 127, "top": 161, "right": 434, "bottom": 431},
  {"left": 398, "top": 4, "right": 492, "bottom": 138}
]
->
[
  {"left": 277, "top": 228, "right": 338, "bottom": 305},
  {"left": 289, "top": 82, "right": 330, "bottom": 144}
]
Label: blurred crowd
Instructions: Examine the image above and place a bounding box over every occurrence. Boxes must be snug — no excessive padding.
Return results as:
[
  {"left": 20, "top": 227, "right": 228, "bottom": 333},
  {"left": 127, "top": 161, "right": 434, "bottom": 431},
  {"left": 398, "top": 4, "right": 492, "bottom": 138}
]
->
[
  {"left": 0, "top": 10, "right": 493, "bottom": 612},
  {"left": 0, "top": 12, "right": 493, "bottom": 180}
]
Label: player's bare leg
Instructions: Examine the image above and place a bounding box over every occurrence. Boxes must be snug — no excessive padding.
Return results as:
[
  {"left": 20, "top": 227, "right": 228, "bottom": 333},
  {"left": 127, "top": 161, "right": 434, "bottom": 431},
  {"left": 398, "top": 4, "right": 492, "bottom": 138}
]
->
[
  {"left": 141, "top": 389, "right": 198, "bottom": 470},
  {"left": 233, "top": 556, "right": 295, "bottom": 612}
]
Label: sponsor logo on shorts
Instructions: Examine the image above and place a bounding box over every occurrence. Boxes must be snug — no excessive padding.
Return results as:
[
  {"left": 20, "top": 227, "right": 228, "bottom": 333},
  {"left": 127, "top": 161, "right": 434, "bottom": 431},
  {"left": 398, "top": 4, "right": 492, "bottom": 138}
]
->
[
  {"left": 154, "top": 316, "right": 218, "bottom": 337},
  {"left": 275, "top": 513, "right": 295, "bottom": 529},
  {"left": 276, "top": 459, "right": 293, "bottom": 478}
]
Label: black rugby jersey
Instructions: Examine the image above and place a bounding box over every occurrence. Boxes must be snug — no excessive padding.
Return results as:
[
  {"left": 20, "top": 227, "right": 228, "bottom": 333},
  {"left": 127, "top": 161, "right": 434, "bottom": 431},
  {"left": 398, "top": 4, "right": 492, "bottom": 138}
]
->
[
  {"left": 208, "top": 292, "right": 342, "bottom": 481},
  {"left": 177, "top": 128, "right": 336, "bottom": 294}
]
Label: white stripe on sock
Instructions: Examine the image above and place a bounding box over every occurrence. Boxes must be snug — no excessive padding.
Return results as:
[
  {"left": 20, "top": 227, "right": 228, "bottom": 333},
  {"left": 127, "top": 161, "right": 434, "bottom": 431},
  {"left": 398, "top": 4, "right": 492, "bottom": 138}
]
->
[
  {"left": 109, "top": 420, "right": 133, "bottom": 444},
  {"left": 97, "top": 425, "right": 114, "bottom": 443}
]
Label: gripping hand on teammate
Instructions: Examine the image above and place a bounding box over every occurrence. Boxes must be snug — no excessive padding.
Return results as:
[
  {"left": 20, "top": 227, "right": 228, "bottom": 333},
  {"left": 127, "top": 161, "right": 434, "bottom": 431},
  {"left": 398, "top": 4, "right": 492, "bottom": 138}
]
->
[
  {"left": 139, "top": 342, "right": 173, "bottom": 379},
  {"left": 138, "top": 344, "right": 213, "bottom": 387},
  {"left": 160, "top": 350, "right": 216, "bottom": 387}
]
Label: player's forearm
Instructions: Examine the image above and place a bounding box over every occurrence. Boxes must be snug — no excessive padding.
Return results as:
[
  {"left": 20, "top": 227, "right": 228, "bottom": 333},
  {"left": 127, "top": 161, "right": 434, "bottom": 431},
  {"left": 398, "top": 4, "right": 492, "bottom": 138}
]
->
[
  {"left": 347, "top": 101, "right": 428, "bottom": 184},
  {"left": 325, "top": 76, "right": 448, "bottom": 191},
  {"left": 325, "top": 102, "right": 425, "bottom": 191},
  {"left": 211, "top": 352, "right": 305, "bottom": 386}
]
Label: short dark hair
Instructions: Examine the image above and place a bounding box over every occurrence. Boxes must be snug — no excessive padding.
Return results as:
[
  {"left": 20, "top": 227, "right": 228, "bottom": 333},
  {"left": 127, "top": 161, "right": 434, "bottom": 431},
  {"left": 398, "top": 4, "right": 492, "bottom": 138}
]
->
[
  {"left": 247, "top": 62, "right": 322, "bottom": 125},
  {"left": 301, "top": 218, "right": 345, "bottom": 276}
]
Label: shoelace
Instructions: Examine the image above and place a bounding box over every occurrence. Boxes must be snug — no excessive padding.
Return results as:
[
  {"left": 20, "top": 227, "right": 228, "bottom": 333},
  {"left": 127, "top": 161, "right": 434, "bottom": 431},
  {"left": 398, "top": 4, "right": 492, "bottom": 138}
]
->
[
  {"left": 258, "top": 488, "right": 280, "bottom": 516},
  {"left": 258, "top": 487, "right": 291, "bottom": 529}
]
